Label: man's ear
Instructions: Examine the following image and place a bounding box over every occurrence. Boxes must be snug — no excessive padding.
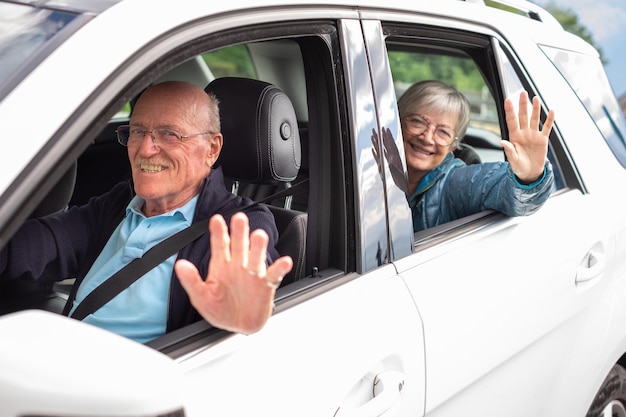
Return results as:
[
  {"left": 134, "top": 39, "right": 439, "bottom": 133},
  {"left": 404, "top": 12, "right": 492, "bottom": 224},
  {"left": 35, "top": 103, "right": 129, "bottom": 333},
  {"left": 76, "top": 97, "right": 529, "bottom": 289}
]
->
[{"left": 207, "top": 133, "right": 223, "bottom": 167}]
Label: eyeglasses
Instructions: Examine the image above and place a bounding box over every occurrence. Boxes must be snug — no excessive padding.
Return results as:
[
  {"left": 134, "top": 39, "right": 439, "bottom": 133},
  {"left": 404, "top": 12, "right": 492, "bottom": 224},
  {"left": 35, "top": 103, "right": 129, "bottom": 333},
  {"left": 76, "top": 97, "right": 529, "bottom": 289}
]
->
[
  {"left": 116, "top": 125, "right": 214, "bottom": 149},
  {"left": 403, "top": 114, "right": 457, "bottom": 146}
]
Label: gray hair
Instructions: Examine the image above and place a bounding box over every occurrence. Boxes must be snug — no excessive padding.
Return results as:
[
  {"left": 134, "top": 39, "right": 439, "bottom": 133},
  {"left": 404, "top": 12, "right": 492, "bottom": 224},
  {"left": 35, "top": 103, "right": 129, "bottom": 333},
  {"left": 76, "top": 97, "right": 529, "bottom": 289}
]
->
[
  {"left": 397, "top": 80, "right": 470, "bottom": 146},
  {"left": 206, "top": 90, "right": 221, "bottom": 133}
]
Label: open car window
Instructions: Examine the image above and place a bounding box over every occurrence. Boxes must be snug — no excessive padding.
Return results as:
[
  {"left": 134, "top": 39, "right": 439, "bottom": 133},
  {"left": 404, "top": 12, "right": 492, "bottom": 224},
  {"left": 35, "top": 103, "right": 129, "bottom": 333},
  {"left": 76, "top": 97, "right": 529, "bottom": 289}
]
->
[{"left": 384, "top": 26, "right": 568, "bottom": 246}]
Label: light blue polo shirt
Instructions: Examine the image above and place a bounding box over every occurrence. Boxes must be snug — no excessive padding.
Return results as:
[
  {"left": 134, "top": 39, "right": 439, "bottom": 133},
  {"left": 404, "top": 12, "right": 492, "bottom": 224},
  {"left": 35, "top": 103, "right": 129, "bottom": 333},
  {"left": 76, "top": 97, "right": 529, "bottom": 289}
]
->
[{"left": 69, "top": 195, "right": 198, "bottom": 343}]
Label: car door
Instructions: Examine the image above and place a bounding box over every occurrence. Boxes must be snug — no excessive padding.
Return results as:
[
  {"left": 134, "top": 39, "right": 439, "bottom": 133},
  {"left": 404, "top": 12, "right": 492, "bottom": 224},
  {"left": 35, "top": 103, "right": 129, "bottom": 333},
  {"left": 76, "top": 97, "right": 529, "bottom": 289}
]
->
[
  {"left": 0, "top": 5, "right": 426, "bottom": 417},
  {"left": 174, "top": 16, "right": 426, "bottom": 417},
  {"left": 361, "top": 12, "right": 616, "bottom": 417}
]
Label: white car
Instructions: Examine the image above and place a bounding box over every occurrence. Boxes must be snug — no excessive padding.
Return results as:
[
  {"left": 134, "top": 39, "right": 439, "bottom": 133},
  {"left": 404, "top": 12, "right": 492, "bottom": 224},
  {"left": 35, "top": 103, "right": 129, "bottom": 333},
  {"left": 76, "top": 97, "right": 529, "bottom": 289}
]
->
[{"left": 1, "top": 0, "right": 626, "bottom": 416}]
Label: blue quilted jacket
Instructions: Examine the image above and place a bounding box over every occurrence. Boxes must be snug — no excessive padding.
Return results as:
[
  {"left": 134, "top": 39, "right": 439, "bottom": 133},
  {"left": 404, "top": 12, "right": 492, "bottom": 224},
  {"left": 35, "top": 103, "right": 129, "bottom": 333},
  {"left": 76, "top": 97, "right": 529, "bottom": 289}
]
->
[{"left": 408, "top": 153, "right": 554, "bottom": 232}]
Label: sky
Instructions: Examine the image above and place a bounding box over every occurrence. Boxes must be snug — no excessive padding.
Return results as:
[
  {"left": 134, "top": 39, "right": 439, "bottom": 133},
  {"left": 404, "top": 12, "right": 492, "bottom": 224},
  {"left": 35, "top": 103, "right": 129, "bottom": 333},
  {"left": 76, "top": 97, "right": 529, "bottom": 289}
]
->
[{"left": 536, "top": 0, "right": 626, "bottom": 98}]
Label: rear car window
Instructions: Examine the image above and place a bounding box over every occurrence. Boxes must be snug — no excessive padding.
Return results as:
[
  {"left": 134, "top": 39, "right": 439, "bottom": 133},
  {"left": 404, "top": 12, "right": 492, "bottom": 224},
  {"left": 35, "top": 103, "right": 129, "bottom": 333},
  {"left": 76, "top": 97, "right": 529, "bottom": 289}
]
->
[{"left": 541, "top": 45, "right": 626, "bottom": 168}]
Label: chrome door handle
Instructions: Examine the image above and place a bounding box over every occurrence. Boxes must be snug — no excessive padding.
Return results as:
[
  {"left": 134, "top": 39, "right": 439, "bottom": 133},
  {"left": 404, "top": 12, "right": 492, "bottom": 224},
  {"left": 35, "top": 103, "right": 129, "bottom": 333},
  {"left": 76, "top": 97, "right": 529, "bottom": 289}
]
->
[
  {"left": 576, "top": 247, "right": 606, "bottom": 284},
  {"left": 334, "top": 370, "right": 405, "bottom": 417}
]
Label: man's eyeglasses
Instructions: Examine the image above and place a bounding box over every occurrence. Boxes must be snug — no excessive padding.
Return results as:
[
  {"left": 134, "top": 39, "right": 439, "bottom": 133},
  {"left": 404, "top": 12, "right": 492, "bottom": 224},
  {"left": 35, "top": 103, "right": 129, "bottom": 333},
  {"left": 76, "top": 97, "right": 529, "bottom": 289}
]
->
[
  {"left": 403, "top": 114, "right": 457, "bottom": 146},
  {"left": 116, "top": 125, "right": 214, "bottom": 148}
]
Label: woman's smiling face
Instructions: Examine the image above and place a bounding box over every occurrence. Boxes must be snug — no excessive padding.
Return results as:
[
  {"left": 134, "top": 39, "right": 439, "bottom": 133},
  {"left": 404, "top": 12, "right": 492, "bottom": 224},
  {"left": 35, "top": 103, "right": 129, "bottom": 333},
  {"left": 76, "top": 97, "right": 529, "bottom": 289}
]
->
[{"left": 402, "top": 109, "right": 459, "bottom": 184}]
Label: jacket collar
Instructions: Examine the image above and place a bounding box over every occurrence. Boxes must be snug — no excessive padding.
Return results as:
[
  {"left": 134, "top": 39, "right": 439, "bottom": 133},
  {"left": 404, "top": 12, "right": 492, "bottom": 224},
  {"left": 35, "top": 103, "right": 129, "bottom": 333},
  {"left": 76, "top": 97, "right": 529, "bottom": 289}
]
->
[{"left": 410, "top": 152, "right": 456, "bottom": 199}]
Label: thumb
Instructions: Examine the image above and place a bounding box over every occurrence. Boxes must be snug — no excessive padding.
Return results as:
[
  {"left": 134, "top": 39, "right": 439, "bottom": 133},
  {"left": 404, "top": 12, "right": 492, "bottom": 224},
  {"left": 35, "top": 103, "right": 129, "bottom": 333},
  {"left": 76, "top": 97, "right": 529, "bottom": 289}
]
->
[
  {"left": 175, "top": 259, "right": 205, "bottom": 295},
  {"left": 500, "top": 140, "right": 516, "bottom": 161}
]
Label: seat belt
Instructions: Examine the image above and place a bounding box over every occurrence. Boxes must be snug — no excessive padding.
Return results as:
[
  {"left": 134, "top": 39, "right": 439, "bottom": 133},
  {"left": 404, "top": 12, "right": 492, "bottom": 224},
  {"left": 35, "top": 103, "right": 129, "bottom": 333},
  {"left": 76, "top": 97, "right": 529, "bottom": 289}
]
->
[{"left": 70, "top": 180, "right": 308, "bottom": 321}]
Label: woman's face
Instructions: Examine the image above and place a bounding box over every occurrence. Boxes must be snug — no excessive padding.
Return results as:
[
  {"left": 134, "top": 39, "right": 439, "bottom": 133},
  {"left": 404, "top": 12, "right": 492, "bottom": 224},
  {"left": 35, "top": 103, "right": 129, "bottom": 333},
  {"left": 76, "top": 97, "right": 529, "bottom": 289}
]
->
[{"left": 402, "top": 110, "right": 459, "bottom": 184}]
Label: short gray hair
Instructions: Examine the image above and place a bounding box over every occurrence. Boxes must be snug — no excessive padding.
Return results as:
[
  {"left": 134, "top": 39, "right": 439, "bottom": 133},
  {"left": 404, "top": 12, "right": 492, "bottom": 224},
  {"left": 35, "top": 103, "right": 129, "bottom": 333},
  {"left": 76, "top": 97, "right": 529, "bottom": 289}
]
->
[
  {"left": 397, "top": 80, "right": 470, "bottom": 146},
  {"left": 206, "top": 90, "right": 221, "bottom": 133}
]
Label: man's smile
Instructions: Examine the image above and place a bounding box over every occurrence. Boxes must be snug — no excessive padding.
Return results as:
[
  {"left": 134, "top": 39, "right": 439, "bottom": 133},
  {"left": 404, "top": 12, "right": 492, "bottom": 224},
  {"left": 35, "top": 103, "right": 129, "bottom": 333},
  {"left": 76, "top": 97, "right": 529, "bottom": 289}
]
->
[{"left": 140, "top": 163, "right": 167, "bottom": 172}]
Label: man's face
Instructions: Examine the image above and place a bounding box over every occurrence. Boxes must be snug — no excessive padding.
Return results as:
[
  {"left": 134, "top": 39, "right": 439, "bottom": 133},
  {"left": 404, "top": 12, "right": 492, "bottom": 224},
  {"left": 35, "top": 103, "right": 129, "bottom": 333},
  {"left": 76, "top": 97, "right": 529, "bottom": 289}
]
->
[{"left": 127, "top": 84, "right": 222, "bottom": 216}]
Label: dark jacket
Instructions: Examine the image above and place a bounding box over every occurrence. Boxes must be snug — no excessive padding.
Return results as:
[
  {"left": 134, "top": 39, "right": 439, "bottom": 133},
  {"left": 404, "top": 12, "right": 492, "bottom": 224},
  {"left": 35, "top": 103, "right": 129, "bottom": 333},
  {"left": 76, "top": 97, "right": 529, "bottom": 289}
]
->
[{"left": 0, "top": 167, "right": 279, "bottom": 333}]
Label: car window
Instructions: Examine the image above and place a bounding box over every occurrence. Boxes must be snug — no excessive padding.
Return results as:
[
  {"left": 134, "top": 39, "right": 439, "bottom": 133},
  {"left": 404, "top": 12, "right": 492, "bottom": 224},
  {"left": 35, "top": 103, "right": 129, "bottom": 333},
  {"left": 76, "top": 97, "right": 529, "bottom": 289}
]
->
[
  {"left": 541, "top": 45, "right": 626, "bottom": 168},
  {"left": 0, "top": 3, "right": 79, "bottom": 99},
  {"left": 70, "top": 25, "right": 354, "bottom": 349},
  {"left": 384, "top": 25, "right": 567, "bottom": 242},
  {"left": 493, "top": 40, "right": 569, "bottom": 191},
  {"left": 28, "top": 23, "right": 350, "bottom": 350},
  {"left": 203, "top": 44, "right": 257, "bottom": 79}
]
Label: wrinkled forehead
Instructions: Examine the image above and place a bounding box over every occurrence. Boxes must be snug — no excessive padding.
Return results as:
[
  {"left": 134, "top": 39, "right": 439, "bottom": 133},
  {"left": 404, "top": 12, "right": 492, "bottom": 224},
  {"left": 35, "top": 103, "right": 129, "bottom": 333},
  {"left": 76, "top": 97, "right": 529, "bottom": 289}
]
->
[{"left": 131, "top": 91, "right": 207, "bottom": 130}]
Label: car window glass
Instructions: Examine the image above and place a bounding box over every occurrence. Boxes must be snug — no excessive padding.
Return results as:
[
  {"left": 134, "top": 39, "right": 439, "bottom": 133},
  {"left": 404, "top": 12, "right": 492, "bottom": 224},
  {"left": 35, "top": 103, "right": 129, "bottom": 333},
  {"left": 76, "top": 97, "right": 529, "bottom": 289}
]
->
[
  {"left": 203, "top": 44, "right": 257, "bottom": 78},
  {"left": 493, "top": 41, "right": 567, "bottom": 190},
  {"left": 83, "top": 30, "right": 344, "bottom": 290},
  {"left": 111, "top": 46, "right": 258, "bottom": 120},
  {"left": 0, "top": 17, "right": 347, "bottom": 350},
  {"left": 541, "top": 45, "right": 626, "bottom": 168},
  {"left": 0, "top": 3, "right": 78, "bottom": 99},
  {"left": 386, "top": 34, "right": 565, "bottom": 242}
]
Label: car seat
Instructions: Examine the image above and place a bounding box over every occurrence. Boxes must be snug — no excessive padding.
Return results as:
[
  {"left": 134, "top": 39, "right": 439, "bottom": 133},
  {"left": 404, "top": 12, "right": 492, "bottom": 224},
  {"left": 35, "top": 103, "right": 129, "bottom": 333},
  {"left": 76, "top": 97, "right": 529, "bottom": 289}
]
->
[
  {"left": 205, "top": 77, "right": 307, "bottom": 284},
  {"left": 31, "top": 162, "right": 77, "bottom": 218},
  {"left": 0, "top": 162, "right": 78, "bottom": 315}
]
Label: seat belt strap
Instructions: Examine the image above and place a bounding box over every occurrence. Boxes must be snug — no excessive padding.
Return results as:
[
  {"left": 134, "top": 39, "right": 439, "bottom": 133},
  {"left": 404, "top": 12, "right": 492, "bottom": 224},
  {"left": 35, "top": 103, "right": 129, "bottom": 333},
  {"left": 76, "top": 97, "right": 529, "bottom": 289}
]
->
[{"left": 70, "top": 180, "right": 308, "bottom": 321}]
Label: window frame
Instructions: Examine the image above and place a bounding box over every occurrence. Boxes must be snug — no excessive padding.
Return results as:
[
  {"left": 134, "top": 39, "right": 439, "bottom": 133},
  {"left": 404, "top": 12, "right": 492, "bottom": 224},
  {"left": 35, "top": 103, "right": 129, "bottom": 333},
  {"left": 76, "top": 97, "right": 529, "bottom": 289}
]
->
[
  {"left": 381, "top": 22, "right": 576, "bottom": 248},
  {"left": 120, "top": 22, "right": 355, "bottom": 355}
]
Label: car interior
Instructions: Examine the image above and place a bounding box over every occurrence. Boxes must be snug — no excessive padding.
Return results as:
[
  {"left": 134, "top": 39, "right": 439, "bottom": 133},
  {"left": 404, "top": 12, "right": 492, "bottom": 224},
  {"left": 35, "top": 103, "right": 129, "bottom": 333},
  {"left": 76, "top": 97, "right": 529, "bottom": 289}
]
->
[
  {"left": 0, "top": 28, "right": 565, "bottom": 347},
  {"left": 0, "top": 37, "right": 338, "bottom": 333}
]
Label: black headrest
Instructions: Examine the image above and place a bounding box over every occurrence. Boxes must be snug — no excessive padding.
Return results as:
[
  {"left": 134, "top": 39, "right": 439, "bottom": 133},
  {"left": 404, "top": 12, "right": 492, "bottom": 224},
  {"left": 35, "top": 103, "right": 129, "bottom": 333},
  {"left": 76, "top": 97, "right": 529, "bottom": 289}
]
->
[{"left": 206, "top": 77, "right": 301, "bottom": 184}]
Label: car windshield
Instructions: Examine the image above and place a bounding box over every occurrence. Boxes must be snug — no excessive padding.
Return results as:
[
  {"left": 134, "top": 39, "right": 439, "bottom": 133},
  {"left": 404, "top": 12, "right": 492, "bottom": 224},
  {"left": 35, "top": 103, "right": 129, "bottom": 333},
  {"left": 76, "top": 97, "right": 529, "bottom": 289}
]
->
[{"left": 0, "top": 2, "right": 78, "bottom": 99}]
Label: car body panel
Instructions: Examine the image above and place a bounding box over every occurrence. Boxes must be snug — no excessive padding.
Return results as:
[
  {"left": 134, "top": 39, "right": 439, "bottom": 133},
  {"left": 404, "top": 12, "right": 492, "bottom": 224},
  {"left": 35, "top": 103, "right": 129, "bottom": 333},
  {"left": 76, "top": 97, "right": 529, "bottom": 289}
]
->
[
  {"left": 1, "top": 1, "right": 626, "bottom": 416},
  {"left": 175, "top": 267, "right": 425, "bottom": 417},
  {"left": 362, "top": 19, "right": 414, "bottom": 262},
  {"left": 395, "top": 189, "right": 613, "bottom": 415},
  {"left": 339, "top": 18, "right": 389, "bottom": 273}
]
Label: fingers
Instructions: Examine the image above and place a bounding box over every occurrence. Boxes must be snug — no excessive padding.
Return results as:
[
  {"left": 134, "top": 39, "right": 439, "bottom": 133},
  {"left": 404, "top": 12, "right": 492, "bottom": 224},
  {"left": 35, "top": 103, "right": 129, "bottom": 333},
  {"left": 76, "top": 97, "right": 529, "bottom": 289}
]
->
[
  {"left": 209, "top": 212, "right": 278, "bottom": 278},
  {"left": 504, "top": 91, "right": 529, "bottom": 134},
  {"left": 371, "top": 128, "right": 379, "bottom": 146},
  {"left": 542, "top": 109, "right": 556, "bottom": 137},
  {"left": 500, "top": 139, "right": 515, "bottom": 158},
  {"left": 517, "top": 91, "right": 529, "bottom": 128},
  {"left": 209, "top": 214, "right": 230, "bottom": 263},
  {"left": 505, "top": 91, "right": 553, "bottom": 136},
  {"left": 529, "top": 95, "right": 540, "bottom": 130},
  {"left": 228, "top": 212, "right": 250, "bottom": 269},
  {"left": 175, "top": 259, "right": 206, "bottom": 300},
  {"left": 504, "top": 96, "right": 518, "bottom": 136},
  {"left": 265, "top": 256, "right": 293, "bottom": 289},
  {"left": 248, "top": 228, "right": 268, "bottom": 275}
]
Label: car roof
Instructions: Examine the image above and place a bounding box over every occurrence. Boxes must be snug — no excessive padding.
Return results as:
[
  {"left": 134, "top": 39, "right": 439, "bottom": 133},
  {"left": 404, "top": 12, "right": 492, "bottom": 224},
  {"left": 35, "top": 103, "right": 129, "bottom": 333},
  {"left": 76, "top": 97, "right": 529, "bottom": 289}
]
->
[{"left": 5, "top": 0, "right": 563, "bottom": 28}]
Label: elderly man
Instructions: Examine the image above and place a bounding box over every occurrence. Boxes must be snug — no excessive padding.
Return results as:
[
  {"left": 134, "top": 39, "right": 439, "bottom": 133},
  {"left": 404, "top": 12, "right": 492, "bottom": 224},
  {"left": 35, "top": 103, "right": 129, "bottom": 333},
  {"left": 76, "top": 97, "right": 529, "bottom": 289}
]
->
[{"left": 0, "top": 81, "right": 292, "bottom": 342}]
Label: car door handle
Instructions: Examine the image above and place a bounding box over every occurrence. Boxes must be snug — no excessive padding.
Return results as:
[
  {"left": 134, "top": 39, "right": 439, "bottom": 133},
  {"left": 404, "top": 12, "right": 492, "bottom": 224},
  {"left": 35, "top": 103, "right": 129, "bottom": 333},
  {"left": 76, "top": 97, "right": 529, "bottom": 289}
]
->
[
  {"left": 575, "top": 246, "right": 606, "bottom": 284},
  {"left": 334, "top": 370, "right": 405, "bottom": 417}
]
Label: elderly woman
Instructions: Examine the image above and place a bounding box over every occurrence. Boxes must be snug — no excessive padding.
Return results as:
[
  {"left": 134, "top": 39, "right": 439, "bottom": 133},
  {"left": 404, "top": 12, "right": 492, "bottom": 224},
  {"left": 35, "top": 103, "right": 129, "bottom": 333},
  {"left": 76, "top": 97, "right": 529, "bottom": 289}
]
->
[{"left": 398, "top": 80, "right": 555, "bottom": 232}]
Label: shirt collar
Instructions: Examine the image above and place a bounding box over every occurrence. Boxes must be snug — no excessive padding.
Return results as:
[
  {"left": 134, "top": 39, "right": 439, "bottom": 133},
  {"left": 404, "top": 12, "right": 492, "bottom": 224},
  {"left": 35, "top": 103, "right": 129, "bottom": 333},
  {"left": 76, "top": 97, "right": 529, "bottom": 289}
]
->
[{"left": 126, "top": 194, "right": 199, "bottom": 223}]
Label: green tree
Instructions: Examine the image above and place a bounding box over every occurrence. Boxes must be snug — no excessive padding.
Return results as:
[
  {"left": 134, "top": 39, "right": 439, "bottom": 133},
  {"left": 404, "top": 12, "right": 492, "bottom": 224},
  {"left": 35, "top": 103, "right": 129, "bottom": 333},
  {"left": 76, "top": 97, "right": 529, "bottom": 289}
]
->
[{"left": 203, "top": 44, "right": 257, "bottom": 78}]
